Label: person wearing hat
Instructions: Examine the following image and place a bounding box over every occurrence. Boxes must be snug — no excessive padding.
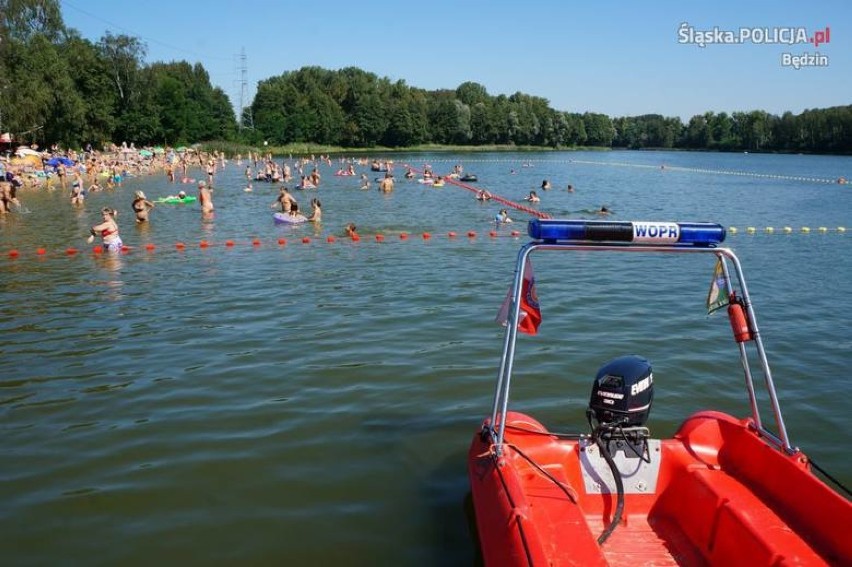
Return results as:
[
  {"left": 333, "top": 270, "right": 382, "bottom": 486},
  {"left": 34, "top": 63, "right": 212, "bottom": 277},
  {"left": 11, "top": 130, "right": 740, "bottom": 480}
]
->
[
  {"left": 132, "top": 190, "right": 155, "bottom": 223},
  {"left": 198, "top": 180, "right": 214, "bottom": 215}
]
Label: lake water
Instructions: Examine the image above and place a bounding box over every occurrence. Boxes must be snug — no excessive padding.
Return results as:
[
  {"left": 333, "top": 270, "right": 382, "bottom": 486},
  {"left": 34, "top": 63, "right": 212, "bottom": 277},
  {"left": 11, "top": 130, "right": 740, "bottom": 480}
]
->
[{"left": 1, "top": 150, "right": 850, "bottom": 565}]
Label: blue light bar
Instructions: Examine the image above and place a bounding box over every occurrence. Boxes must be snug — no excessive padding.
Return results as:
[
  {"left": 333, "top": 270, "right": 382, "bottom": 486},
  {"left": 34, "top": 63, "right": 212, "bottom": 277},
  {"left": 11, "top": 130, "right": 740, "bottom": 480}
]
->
[{"left": 528, "top": 219, "right": 726, "bottom": 246}]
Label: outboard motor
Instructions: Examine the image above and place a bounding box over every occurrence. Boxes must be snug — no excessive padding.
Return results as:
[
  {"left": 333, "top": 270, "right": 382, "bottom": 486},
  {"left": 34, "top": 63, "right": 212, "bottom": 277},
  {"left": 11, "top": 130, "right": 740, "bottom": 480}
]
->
[
  {"left": 585, "top": 355, "right": 655, "bottom": 545},
  {"left": 589, "top": 354, "right": 654, "bottom": 428}
]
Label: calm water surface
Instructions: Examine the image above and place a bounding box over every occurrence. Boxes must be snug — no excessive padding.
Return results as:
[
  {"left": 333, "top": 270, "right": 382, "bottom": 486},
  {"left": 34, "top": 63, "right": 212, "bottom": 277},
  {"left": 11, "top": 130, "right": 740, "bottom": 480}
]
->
[{"left": 1, "top": 150, "right": 850, "bottom": 565}]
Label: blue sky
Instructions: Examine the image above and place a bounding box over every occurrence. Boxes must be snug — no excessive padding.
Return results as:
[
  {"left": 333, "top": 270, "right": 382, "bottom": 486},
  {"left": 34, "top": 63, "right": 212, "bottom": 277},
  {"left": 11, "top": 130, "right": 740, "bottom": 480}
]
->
[{"left": 60, "top": 0, "right": 850, "bottom": 121}]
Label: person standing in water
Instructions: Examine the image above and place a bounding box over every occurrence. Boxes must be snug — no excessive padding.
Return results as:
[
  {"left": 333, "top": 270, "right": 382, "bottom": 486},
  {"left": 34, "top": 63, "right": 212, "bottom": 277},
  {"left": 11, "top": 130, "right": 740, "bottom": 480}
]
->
[
  {"left": 132, "top": 191, "right": 155, "bottom": 223},
  {"left": 88, "top": 207, "right": 123, "bottom": 251},
  {"left": 271, "top": 186, "right": 297, "bottom": 213},
  {"left": 379, "top": 173, "right": 394, "bottom": 193},
  {"left": 70, "top": 181, "right": 85, "bottom": 206},
  {"left": 198, "top": 181, "right": 214, "bottom": 214},
  {"left": 308, "top": 198, "right": 322, "bottom": 223}
]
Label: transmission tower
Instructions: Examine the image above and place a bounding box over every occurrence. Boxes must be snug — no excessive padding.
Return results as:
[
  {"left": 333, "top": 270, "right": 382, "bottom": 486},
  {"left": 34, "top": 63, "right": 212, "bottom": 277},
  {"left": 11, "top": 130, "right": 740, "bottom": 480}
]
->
[{"left": 237, "top": 47, "right": 254, "bottom": 131}]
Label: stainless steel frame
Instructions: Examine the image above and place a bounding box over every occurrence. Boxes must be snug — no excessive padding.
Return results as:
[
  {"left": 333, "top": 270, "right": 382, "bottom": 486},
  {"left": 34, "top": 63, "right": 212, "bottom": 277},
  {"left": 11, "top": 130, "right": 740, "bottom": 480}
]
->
[{"left": 486, "top": 239, "right": 793, "bottom": 457}]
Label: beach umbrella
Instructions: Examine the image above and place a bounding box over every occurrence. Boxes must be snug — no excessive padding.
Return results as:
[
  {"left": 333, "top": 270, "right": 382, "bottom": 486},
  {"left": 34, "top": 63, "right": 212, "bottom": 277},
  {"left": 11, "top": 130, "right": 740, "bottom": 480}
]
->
[
  {"left": 139, "top": 149, "right": 153, "bottom": 157},
  {"left": 46, "top": 156, "right": 75, "bottom": 167},
  {"left": 153, "top": 147, "right": 165, "bottom": 154},
  {"left": 15, "top": 147, "right": 41, "bottom": 157}
]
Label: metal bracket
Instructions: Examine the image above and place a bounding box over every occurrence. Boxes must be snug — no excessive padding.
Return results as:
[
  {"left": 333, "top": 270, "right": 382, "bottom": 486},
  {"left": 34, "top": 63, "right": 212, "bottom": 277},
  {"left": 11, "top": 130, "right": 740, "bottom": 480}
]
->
[{"left": 579, "top": 438, "right": 662, "bottom": 494}]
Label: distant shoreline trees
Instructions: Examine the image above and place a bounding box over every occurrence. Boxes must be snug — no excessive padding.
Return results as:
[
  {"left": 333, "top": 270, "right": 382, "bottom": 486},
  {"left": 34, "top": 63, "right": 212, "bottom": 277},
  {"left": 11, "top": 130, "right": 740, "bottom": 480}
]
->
[{"left": 1, "top": 1, "right": 849, "bottom": 154}]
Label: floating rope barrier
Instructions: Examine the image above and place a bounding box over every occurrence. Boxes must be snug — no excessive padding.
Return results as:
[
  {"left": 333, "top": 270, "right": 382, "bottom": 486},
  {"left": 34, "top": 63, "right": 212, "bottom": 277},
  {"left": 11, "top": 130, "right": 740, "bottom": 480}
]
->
[
  {"left": 403, "top": 164, "right": 552, "bottom": 219},
  {"left": 3, "top": 226, "right": 845, "bottom": 260},
  {"left": 729, "top": 226, "right": 846, "bottom": 235},
  {"left": 407, "top": 157, "right": 848, "bottom": 186}
]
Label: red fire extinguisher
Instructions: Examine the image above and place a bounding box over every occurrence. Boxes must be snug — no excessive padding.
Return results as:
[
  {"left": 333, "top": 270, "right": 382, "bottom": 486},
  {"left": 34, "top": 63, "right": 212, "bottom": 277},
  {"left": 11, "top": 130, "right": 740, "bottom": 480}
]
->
[{"left": 727, "top": 293, "right": 752, "bottom": 343}]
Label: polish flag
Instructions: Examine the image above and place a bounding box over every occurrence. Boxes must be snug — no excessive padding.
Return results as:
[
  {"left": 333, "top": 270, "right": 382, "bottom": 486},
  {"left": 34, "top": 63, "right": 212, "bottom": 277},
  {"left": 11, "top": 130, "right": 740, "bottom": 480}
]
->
[{"left": 496, "top": 257, "right": 542, "bottom": 335}]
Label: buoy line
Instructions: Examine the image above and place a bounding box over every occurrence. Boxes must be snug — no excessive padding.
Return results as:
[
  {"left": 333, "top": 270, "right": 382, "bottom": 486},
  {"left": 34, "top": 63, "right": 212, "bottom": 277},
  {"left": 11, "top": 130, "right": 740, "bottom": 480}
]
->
[
  {"left": 408, "top": 157, "right": 847, "bottom": 185},
  {"left": 3, "top": 226, "right": 845, "bottom": 260},
  {"left": 404, "top": 164, "right": 552, "bottom": 219},
  {"left": 728, "top": 226, "right": 846, "bottom": 235}
]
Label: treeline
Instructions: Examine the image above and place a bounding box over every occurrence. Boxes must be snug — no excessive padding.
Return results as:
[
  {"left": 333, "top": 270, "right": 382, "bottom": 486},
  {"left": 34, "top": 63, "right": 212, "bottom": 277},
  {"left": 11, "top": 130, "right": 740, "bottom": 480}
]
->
[
  {"left": 613, "top": 107, "right": 852, "bottom": 154},
  {"left": 1, "top": 1, "right": 849, "bottom": 154},
  {"left": 0, "top": 0, "right": 235, "bottom": 147},
  {"left": 249, "top": 66, "right": 851, "bottom": 154}
]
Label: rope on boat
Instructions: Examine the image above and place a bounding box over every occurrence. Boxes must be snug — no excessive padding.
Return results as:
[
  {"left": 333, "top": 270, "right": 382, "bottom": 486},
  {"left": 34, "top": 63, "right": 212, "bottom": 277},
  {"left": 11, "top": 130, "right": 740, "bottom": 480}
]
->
[{"left": 809, "top": 457, "right": 852, "bottom": 498}]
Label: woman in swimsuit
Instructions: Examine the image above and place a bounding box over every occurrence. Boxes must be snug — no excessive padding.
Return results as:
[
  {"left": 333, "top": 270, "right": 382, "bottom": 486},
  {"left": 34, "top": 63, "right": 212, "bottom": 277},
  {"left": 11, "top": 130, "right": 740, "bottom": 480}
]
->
[
  {"left": 70, "top": 177, "right": 85, "bottom": 205},
  {"left": 132, "top": 190, "right": 155, "bottom": 223},
  {"left": 88, "top": 208, "right": 123, "bottom": 251},
  {"left": 308, "top": 198, "right": 322, "bottom": 223}
]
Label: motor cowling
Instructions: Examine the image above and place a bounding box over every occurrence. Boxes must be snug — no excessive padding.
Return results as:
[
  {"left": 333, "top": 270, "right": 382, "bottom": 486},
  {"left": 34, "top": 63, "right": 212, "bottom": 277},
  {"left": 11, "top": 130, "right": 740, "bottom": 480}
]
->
[{"left": 589, "top": 355, "right": 654, "bottom": 427}]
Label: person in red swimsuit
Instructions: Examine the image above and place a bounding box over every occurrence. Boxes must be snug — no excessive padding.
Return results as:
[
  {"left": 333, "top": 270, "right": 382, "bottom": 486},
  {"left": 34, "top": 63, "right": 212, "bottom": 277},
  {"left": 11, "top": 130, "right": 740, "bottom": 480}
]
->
[{"left": 87, "top": 207, "right": 123, "bottom": 251}]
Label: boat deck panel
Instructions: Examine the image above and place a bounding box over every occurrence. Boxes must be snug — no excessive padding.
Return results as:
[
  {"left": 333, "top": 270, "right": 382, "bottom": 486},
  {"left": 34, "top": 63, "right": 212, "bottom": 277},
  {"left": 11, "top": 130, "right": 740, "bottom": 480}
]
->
[{"left": 586, "top": 515, "right": 705, "bottom": 567}]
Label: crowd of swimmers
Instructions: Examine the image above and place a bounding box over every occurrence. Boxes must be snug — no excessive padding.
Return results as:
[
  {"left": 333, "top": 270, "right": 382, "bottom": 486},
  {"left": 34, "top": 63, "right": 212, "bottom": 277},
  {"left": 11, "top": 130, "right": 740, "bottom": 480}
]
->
[{"left": 1, "top": 146, "right": 618, "bottom": 251}]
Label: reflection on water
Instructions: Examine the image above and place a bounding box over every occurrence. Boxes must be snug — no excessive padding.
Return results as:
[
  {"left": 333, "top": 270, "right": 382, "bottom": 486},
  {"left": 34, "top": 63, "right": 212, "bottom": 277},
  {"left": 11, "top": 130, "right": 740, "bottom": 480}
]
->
[
  {"left": 92, "top": 252, "right": 124, "bottom": 301},
  {"left": 0, "top": 150, "right": 850, "bottom": 564}
]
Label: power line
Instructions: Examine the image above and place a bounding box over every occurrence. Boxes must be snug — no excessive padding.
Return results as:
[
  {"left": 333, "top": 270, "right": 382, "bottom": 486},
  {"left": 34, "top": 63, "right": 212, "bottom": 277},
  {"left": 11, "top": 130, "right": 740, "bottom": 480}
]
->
[
  {"left": 236, "top": 48, "right": 254, "bottom": 131},
  {"left": 61, "top": 0, "right": 231, "bottom": 62}
]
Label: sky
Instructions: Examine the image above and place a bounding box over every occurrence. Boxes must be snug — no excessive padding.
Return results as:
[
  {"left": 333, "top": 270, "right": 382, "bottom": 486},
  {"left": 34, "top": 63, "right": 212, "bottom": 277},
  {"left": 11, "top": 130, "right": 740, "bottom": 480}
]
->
[{"left": 59, "top": 0, "right": 850, "bottom": 122}]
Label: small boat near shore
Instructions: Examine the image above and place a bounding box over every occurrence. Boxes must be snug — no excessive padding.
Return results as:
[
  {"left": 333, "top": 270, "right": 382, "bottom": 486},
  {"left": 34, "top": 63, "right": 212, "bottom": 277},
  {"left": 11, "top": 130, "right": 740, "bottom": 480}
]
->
[{"left": 468, "top": 219, "right": 851, "bottom": 566}]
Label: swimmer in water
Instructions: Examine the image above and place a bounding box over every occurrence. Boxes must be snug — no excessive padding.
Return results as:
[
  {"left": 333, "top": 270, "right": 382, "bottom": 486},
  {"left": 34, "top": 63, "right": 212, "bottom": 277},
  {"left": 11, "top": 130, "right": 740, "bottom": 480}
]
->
[
  {"left": 496, "top": 209, "right": 513, "bottom": 224},
  {"left": 131, "top": 190, "right": 155, "bottom": 222}
]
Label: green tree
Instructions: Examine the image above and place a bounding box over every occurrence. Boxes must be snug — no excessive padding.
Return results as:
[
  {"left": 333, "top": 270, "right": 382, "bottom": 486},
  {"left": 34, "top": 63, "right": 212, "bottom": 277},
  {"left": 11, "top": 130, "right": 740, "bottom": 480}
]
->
[
  {"left": 97, "top": 32, "right": 146, "bottom": 117},
  {"left": 61, "top": 34, "right": 117, "bottom": 145},
  {"left": 582, "top": 112, "right": 614, "bottom": 146},
  {"left": 0, "top": 0, "right": 64, "bottom": 43}
]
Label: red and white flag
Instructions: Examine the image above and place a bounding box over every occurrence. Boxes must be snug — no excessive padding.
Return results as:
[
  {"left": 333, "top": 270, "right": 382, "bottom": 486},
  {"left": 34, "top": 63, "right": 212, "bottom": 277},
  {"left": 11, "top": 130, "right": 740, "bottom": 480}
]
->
[{"left": 496, "top": 257, "right": 542, "bottom": 335}]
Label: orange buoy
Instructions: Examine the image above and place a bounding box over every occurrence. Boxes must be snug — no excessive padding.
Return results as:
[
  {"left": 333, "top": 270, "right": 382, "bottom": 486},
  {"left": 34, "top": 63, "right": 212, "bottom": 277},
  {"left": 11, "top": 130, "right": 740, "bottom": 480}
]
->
[
  {"left": 92, "top": 246, "right": 103, "bottom": 254},
  {"left": 468, "top": 231, "right": 477, "bottom": 238},
  {"left": 327, "top": 235, "right": 336, "bottom": 243},
  {"left": 375, "top": 234, "right": 385, "bottom": 242},
  {"left": 66, "top": 247, "right": 78, "bottom": 255},
  {"left": 448, "top": 231, "right": 457, "bottom": 238},
  {"left": 489, "top": 231, "right": 497, "bottom": 238},
  {"left": 175, "top": 242, "right": 186, "bottom": 250},
  {"left": 120, "top": 245, "right": 130, "bottom": 253},
  {"left": 225, "top": 240, "right": 235, "bottom": 247},
  {"left": 252, "top": 238, "right": 261, "bottom": 246},
  {"left": 145, "top": 243, "right": 156, "bottom": 251},
  {"left": 278, "top": 238, "right": 287, "bottom": 246},
  {"left": 301, "top": 237, "right": 311, "bottom": 244},
  {"left": 511, "top": 230, "right": 521, "bottom": 237},
  {"left": 422, "top": 232, "right": 432, "bottom": 240},
  {"left": 8, "top": 249, "right": 19, "bottom": 258},
  {"left": 200, "top": 240, "right": 210, "bottom": 248},
  {"left": 36, "top": 248, "right": 46, "bottom": 255},
  {"left": 351, "top": 234, "right": 360, "bottom": 242},
  {"left": 400, "top": 233, "right": 408, "bottom": 240}
]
